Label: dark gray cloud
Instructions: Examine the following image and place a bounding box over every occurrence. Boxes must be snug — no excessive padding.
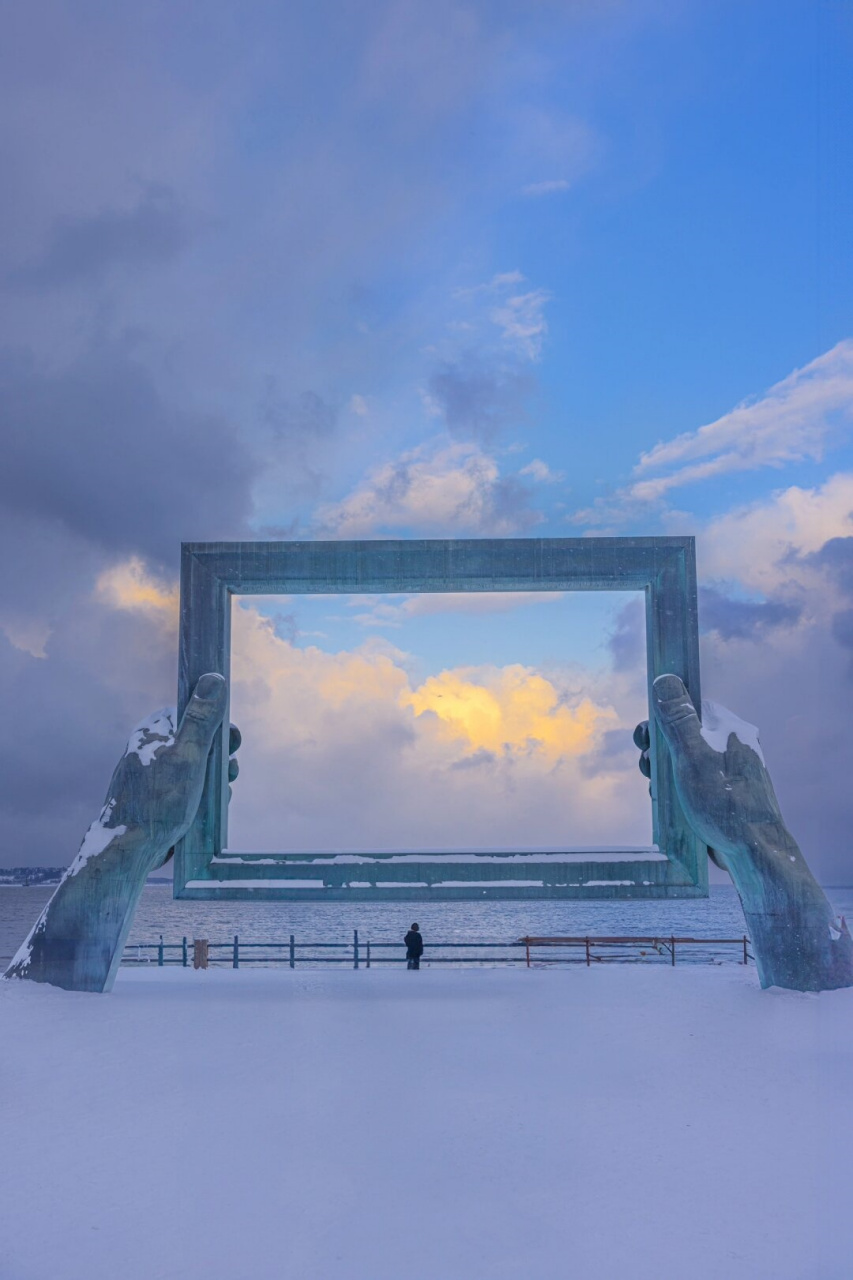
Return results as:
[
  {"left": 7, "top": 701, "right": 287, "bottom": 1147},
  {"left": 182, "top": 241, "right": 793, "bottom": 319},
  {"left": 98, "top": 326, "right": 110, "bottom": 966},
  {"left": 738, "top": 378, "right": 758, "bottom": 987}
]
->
[
  {"left": 699, "top": 622, "right": 853, "bottom": 888},
  {"left": 0, "top": 343, "right": 256, "bottom": 564},
  {"left": 608, "top": 596, "right": 645, "bottom": 672},
  {"left": 488, "top": 474, "right": 544, "bottom": 534},
  {"left": 7, "top": 187, "right": 193, "bottom": 291},
  {"left": 804, "top": 536, "right": 853, "bottom": 594},
  {"left": 0, "top": 593, "right": 178, "bottom": 864},
  {"left": 264, "top": 386, "right": 338, "bottom": 441},
  {"left": 831, "top": 608, "right": 853, "bottom": 653},
  {"left": 802, "top": 537, "right": 853, "bottom": 663},
  {"left": 257, "top": 384, "right": 340, "bottom": 502},
  {"left": 699, "top": 586, "right": 802, "bottom": 641},
  {"left": 449, "top": 748, "right": 498, "bottom": 771},
  {"left": 427, "top": 359, "right": 533, "bottom": 442},
  {"left": 579, "top": 727, "right": 639, "bottom": 779}
]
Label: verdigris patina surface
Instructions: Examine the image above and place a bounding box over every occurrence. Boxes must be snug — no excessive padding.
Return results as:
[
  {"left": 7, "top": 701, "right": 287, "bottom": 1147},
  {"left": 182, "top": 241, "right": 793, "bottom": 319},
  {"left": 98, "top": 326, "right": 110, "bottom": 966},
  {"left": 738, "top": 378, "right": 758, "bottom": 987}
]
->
[
  {"left": 5, "top": 674, "right": 233, "bottom": 993},
  {"left": 636, "top": 674, "right": 853, "bottom": 991},
  {"left": 175, "top": 536, "right": 707, "bottom": 900}
]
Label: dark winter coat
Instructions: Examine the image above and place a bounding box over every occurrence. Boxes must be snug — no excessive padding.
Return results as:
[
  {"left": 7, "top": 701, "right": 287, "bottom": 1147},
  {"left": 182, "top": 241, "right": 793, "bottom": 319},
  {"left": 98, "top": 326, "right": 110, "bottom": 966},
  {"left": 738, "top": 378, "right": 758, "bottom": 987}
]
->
[{"left": 404, "top": 930, "right": 424, "bottom": 958}]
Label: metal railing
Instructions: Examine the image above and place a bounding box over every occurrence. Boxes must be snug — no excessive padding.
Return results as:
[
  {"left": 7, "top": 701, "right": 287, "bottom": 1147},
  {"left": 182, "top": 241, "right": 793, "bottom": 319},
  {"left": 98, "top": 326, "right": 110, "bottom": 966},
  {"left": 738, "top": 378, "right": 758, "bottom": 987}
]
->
[
  {"left": 121, "top": 932, "right": 754, "bottom": 970},
  {"left": 519, "top": 935, "right": 754, "bottom": 967}
]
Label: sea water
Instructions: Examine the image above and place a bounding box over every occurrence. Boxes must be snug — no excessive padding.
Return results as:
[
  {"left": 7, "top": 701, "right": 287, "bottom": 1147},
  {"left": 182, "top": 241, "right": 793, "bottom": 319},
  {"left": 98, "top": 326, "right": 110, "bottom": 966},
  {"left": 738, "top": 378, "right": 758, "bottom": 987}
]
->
[{"left": 3, "top": 883, "right": 853, "bottom": 968}]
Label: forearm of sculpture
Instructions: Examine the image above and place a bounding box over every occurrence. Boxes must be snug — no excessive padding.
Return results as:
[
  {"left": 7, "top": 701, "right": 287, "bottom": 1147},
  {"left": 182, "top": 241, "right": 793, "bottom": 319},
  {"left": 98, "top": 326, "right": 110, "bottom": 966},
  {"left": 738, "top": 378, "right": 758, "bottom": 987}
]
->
[
  {"left": 5, "top": 826, "right": 165, "bottom": 993},
  {"left": 4, "top": 673, "right": 228, "bottom": 994},
  {"left": 710, "top": 822, "right": 852, "bottom": 991},
  {"left": 647, "top": 674, "right": 853, "bottom": 992}
]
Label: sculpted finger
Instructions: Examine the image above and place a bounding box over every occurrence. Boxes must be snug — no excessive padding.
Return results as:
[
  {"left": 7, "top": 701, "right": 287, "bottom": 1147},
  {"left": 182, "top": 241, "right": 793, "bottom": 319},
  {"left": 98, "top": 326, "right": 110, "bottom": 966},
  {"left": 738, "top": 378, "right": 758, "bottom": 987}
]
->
[
  {"left": 652, "top": 674, "right": 707, "bottom": 761},
  {"left": 229, "top": 723, "right": 242, "bottom": 755},
  {"left": 228, "top": 757, "right": 239, "bottom": 782},
  {"left": 174, "top": 673, "right": 228, "bottom": 758},
  {"left": 633, "top": 721, "right": 650, "bottom": 752}
]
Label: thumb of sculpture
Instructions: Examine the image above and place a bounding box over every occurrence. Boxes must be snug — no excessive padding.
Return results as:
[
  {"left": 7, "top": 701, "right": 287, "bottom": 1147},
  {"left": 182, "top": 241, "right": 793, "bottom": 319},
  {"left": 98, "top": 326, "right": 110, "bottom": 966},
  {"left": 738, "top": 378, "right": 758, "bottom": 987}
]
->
[
  {"left": 174, "top": 672, "right": 228, "bottom": 759},
  {"left": 652, "top": 673, "right": 706, "bottom": 757}
]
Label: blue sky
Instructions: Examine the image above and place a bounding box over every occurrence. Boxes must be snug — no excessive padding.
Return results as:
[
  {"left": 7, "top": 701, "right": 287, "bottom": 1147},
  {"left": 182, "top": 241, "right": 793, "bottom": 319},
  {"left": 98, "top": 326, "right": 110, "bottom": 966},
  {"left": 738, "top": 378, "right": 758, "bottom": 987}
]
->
[{"left": 1, "top": 0, "right": 852, "bottom": 875}]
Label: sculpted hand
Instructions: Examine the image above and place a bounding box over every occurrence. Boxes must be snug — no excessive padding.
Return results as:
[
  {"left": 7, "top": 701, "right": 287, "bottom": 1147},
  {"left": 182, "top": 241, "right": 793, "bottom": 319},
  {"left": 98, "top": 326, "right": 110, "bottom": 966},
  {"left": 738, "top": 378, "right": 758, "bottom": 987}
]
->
[
  {"left": 6, "top": 673, "right": 234, "bottom": 993},
  {"left": 635, "top": 674, "right": 853, "bottom": 991}
]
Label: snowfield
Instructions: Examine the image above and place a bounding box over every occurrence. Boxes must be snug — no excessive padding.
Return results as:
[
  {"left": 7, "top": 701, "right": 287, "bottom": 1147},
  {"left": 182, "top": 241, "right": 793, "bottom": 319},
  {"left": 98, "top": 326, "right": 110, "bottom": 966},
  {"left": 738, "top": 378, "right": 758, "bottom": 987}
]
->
[{"left": 2, "top": 966, "right": 852, "bottom": 1280}]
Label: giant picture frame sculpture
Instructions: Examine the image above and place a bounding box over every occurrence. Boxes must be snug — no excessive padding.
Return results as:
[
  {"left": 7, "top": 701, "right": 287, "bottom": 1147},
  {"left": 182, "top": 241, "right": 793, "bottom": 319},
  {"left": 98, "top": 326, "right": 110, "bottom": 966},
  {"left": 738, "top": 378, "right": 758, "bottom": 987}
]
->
[{"left": 175, "top": 537, "right": 708, "bottom": 901}]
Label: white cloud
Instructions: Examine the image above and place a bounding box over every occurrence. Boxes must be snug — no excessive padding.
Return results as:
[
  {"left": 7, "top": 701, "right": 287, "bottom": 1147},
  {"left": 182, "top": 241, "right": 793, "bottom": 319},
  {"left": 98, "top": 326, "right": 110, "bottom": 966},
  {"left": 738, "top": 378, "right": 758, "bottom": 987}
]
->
[
  {"left": 519, "top": 458, "right": 564, "bottom": 483},
  {"left": 631, "top": 340, "right": 853, "bottom": 501},
  {"left": 490, "top": 288, "right": 551, "bottom": 361},
  {"left": 316, "top": 440, "right": 542, "bottom": 537},
  {"left": 700, "top": 471, "right": 853, "bottom": 592},
  {"left": 446, "top": 270, "right": 551, "bottom": 362},
  {"left": 522, "top": 179, "right": 571, "bottom": 197},
  {"left": 346, "top": 591, "right": 564, "bottom": 627},
  {"left": 571, "top": 341, "right": 853, "bottom": 529},
  {"left": 0, "top": 615, "right": 51, "bottom": 659}
]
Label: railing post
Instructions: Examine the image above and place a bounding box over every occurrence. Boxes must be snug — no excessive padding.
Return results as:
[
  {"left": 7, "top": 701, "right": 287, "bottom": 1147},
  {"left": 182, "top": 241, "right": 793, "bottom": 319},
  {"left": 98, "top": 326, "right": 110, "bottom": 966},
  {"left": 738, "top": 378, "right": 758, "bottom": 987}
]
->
[
  {"left": 158, "top": 935, "right": 164, "bottom": 967},
  {"left": 743, "top": 935, "right": 748, "bottom": 965},
  {"left": 193, "top": 939, "right": 209, "bottom": 969},
  {"left": 354, "top": 929, "right": 359, "bottom": 970},
  {"left": 526, "top": 939, "right": 530, "bottom": 968},
  {"left": 289, "top": 934, "right": 295, "bottom": 969},
  {"left": 182, "top": 936, "right": 188, "bottom": 967},
  {"left": 233, "top": 934, "right": 239, "bottom": 969},
  {"left": 366, "top": 940, "right": 371, "bottom": 968},
  {"left": 671, "top": 936, "right": 676, "bottom": 966},
  {"left": 585, "top": 937, "right": 590, "bottom": 967}
]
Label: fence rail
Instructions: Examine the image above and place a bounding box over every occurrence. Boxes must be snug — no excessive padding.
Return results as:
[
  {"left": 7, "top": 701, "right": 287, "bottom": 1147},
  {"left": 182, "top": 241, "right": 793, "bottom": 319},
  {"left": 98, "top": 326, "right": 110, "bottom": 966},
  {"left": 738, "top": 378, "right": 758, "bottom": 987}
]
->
[{"left": 121, "top": 932, "right": 754, "bottom": 970}]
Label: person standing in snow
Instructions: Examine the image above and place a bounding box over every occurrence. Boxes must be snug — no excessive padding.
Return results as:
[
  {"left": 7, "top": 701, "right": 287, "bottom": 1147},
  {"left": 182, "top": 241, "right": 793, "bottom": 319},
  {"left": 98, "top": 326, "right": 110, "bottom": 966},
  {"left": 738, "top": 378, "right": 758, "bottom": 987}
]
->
[{"left": 405, "top": 923, "right": 424, "bottom": 970}]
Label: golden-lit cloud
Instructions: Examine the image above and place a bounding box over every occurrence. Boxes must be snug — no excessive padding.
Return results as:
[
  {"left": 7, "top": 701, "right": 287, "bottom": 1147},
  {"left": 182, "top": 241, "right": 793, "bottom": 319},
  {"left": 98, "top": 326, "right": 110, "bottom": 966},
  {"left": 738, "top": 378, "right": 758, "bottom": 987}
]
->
[
  {"left": 404, "top": 665, "right": 615, "bottom": 758},
  {"left": 92, "top": 578, "right": 649, "bottom": 850},
  {"left": 227, "top": 602, "right": 648, "bottom": 851},
  {"left": 95, "top": 557, "right": 179, "bottom": 621}
]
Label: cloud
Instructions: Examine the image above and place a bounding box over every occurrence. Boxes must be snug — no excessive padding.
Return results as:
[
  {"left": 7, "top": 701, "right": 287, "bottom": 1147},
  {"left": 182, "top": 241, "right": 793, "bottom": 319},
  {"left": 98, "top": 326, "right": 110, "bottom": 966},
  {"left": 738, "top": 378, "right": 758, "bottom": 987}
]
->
[
  {"left": 519, "top": 458, "right": 564, "bottom": 482},
  {"left": 0, "top": 615, "right": 51, "bottom": 660},
  {"left": 0, "top": 343, "right": 256, "bottom": 562},
  {"left": 700, "top": 471, "right": 853, "bottom": 592},
  {"left": 226, "top": 602, "right": 648, "bottom": 851},
  {"left": 631, "top": 340, "right": 853, "bottom": 501},
  {"left": 504, "top": 105, "right": 598, "bottom": 197},
  {"left": 347, "top": 591, "right": 563, "bottom": 627},
  {"left": 571, "top": 344, "right": 853, "bottom": 529},
  {"left": 7, "top": 186, "right": 193, "bottom": 290},
  {"left": 802, "top": 537, "right": 853, "bottom": 669},
  {"left": 95, "top": 557, "right": 179, "bottom": 625},
  {"left": 490, "top": 288, "right": 551, "bottom": 361},
  {"left": 426, "top": 359, "right": 534, "bottom": 443},
  {"left": 403, "top": 664, "right": 615, "bottom": 759},
  {"left": 316, "top": 441, "right": 543, "bottom": 537},
  {"left": 804, "top": 536, "right": 853, "bottom": 596},
  {"left": 607, "top": 597, "right": 645, "bottom": 674},
  {"left": 522, "top": 179, "right": 571, "bottom": 196},
  {"left": 698, "top": 586, "right": 802, "bottom": 641}
]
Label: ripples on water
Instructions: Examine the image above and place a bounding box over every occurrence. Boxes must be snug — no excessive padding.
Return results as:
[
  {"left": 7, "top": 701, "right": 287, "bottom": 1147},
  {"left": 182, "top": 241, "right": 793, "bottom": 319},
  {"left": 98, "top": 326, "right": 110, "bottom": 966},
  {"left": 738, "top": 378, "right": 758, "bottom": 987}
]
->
[{"left": 4, "top": 884, "right": 853, "bottom": 968}]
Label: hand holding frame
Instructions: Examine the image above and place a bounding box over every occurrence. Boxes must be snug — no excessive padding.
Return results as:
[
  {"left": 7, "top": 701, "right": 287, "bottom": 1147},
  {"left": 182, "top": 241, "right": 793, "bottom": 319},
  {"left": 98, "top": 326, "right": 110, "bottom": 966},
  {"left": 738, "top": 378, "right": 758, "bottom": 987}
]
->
[
  {"left": 637, "top": 674, "right": 853, "bottom": 991},
  {"left": 6, "top": 674, "right": 232, "bottom": 993}
]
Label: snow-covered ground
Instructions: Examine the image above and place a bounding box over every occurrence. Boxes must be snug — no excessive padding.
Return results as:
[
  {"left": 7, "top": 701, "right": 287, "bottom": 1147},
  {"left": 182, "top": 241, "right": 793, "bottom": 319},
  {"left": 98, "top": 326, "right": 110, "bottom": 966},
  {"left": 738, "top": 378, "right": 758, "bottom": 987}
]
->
[{"left": 2, "top": 966, "right": 851, "bottom": 1280}]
